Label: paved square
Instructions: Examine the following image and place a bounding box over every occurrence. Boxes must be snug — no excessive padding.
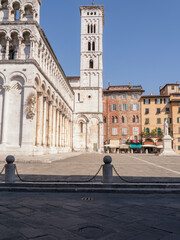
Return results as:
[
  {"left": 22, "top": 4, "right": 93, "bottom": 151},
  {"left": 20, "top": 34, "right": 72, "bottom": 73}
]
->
[
  {"left": 0, "top": 153, "right": 180, "bottom": 182},
  {"left": 0, "top": 192, "right": 180, "bottom": 239}
]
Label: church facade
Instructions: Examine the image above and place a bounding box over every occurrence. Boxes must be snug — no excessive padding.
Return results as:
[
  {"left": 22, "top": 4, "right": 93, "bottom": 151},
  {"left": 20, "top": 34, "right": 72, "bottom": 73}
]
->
[{"left": 0, "top": 0, "right": 104, "bottom": 155}]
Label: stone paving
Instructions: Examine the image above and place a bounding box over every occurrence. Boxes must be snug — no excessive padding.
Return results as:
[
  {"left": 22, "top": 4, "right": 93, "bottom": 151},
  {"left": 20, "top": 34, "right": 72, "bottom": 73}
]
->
[
  {"left": 0, "top": 153, "right": 180, "bottom": 182},
  {"left": 0, "top": 192, "right": 180, "bottom": 239}
]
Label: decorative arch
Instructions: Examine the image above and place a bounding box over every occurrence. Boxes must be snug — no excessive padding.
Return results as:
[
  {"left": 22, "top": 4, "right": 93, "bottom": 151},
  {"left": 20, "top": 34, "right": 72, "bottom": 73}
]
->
[{"left": 9, "top": 71, "right": 26, "bottom": 85}]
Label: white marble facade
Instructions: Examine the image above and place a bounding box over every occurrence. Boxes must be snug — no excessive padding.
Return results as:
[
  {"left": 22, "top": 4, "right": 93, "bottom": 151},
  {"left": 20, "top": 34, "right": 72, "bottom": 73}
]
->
[{"left": 0, "top": 0, "right": 104, "bottom": 155}]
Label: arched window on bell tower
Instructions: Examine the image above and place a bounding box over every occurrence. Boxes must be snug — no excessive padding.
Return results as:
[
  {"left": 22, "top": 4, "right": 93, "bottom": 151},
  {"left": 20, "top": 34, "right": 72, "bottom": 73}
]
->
[
  {"left": 88, "top": 42, "right": 91, "bottom": 51},
  {"left": 94, "top": 24, "right": 96, "bottom": 33},
  {"left": 91, "top": 24, "right": 93, "bottom": 33},
  {"left": 89, "top": 59, "right": 93, "bottom": 69},
  {"left": 92, "top": 41, "right": 95, "bottom": 51}
]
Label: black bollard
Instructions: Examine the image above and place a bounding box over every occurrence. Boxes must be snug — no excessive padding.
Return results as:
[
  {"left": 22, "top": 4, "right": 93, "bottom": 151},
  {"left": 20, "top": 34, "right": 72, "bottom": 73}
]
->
[
  {"left": 102, "top": 155, "right": 113, "bottom": 183},
  {"left": 5, "top": 155, "right": 15, "bottom": 183}
]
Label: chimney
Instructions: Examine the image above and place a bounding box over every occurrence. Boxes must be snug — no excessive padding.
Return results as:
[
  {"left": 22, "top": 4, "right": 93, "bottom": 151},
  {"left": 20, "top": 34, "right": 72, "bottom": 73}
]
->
[{"left": 176, "top": 81, "right": 179, "bottom": 84}]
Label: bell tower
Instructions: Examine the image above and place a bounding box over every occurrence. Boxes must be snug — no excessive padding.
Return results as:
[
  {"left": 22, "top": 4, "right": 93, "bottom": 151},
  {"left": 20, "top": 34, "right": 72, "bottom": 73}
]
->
[
  {"left": 71, "top": 4, "right": 104, "bottom": 153},
  {"left": 79, "top": 4, "right": 104, "bottom": 88}
]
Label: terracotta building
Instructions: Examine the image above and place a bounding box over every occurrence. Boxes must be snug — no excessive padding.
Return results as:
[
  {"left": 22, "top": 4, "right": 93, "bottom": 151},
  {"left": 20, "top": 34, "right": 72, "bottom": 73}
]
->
[
  {"left": 103, "top": 85, "right": 144, "bottom": 144},
  {"left": 141, "top": 82, "right": 180, "bottom": 153}
]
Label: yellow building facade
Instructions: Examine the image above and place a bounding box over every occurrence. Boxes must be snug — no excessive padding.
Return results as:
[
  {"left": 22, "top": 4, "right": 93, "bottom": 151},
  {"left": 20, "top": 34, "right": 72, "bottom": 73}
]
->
[{"left": 141, "top": 83, "right": 180, "bottom": 153}]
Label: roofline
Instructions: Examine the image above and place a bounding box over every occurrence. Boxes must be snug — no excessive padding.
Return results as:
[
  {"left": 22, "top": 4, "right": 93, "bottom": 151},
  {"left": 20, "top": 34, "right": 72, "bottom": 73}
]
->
[
  {"left": 141, "top": 95, "right": 170, "bottom": 98},
  {"left": 161, "top": 83, "right": 179, "bottom": 91}
]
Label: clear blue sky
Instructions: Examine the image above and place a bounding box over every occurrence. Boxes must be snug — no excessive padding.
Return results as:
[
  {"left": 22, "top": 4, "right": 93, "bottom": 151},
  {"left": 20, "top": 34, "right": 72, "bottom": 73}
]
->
[{"left": 40, "top": 0, "right": 180, "bottom": 95}]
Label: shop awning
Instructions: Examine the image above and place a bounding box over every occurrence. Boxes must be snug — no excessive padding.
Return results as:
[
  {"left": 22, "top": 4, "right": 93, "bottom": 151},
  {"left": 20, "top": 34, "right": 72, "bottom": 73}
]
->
[{"left": 130, "top": 144, "right": 142, "bottom": 149}]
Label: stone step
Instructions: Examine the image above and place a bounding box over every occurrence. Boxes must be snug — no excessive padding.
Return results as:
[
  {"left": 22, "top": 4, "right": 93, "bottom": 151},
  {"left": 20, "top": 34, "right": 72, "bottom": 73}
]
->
[{"left": 1, "top": 182, "right": 180, "bottom": 193}]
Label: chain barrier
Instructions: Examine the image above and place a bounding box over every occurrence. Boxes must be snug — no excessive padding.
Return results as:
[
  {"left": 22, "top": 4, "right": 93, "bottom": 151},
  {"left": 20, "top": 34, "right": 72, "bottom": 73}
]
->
[
  {"left": 0, "top": 165, "right": 5, "bottom": 176},
  {"left": 15, "top": 165, "right": 103, "bottom": 183},
  {"left": 112, "top": 165, "right": 180, "bottom": 184}
]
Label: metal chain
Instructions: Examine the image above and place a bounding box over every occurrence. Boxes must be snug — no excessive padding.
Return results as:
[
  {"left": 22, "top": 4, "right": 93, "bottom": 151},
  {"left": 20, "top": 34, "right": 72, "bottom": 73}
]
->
[
  {"left": 112, "top": 165, "right": 180, "bottom": 184},
  {"left": 0, "top": 165, "right": 5, "bottom": 176},
  {"left": 15, "top": 164, "right": 103, "bottom": 183}
]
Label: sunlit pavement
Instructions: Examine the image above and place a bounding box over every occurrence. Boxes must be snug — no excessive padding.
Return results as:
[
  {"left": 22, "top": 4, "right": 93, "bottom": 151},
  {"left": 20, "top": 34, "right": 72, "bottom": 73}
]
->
[
  {"left": 0, "top": 192, "right": 180, "bottom": 240},
  {"left": 0, "top": 153, "right": 180, "bottom": 182}
]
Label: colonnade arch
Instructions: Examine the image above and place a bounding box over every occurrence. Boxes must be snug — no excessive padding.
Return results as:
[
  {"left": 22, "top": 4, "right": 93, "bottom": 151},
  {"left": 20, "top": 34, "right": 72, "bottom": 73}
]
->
[{"left": 34, "top": 77, "right": 72, "bottom": 152}]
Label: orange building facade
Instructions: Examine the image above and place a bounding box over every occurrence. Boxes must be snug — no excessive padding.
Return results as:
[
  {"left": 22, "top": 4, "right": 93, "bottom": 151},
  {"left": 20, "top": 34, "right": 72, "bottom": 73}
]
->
[{"left": 103, "top": 85, "right": 144, "bottom": 144}]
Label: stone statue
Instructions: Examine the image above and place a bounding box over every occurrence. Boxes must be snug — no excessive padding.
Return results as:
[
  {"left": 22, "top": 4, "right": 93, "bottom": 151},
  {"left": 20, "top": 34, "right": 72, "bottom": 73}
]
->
[{"left": 164, "top": 119, "right": 169, "bottom": 136}]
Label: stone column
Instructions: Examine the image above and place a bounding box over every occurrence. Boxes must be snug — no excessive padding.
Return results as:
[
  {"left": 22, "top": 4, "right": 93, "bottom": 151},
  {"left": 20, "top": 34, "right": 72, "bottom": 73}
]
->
[
  {"left": 42, "top": 96, "right": 47, "bottom": 146},
  {"left": 32, "top": 8, "right": 36, "bottom": 20},
  {"left": 8, "top": 6, "right": 12, "bottom": 21},
  {"left": 19, "top": 9, "right": 24, "bottom": 20},
  {"left": 5, "top": 37, "right": 10, "bottom": 60},
  {"left": 36, "top": 91, "right": 43, "bottom": 146},
  {"left": 51, "top": 105, "right": 56, "bottom": 147},
  {"left": 59, "top": 111, "right": 62, "bottom": 147},
  {"left": 55, "top": 109, "right": 59, "bottom": 147},
  {"left": 64, "top": 116, "right": 67, "bottom": 148},
  {"left": 18, "top": 36, "right": 22, "bottom": 59},
  {"left": 1, "top": 85, "right": 10, "bottom": 145},
  {"left": 61, "top": 114, "right": 65, "bottom": 148},
  {"left": 30, "top": 37, "right": 34, "bottom": 59},
  {"left": 47, "top": 101, "right": 53, "bottom": 147}
]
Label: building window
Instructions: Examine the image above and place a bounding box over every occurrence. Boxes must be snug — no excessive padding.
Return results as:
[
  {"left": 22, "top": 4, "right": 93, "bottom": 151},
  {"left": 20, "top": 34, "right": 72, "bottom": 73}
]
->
[
  {"left": 112, "top": 128, "right": 117, "bottom": 136},
  {"left": 136, "top": 116, "right": 139, "bottom": 123},
  {"left": 110, "top": 104, "right": 118, "bottom": 111},
  {"left": 165, "top": 107, "right": 170, "bottom": 114},
  {"left": 80, "top": 122, "right": 83, "bottom": 133},
  {"left": 94, "top": 25, "right": 96, "bottom": 33},
  {"left": 122, "top": 128, "right": 127, "bottom": 136},
  {"left": 178, "top": 146, "right": 180, "bottom": 150},
  {"left": 158, "top": 128, "right": 162, "bottom": 134},
  {"left": 87, "top": 24, "right": 90, "bottom": 33},
  {"left": 165, "top": 118, "right": 172, "bottom": 124},
  {"left": 133, "top": 127, "right": 139, "bottom": 136},
  {"left": 120, "top": 104, "right": 128, "bottom": 111},
  {"left": 78, "top": 93, "right": 80, "bottom": 101},
  {"left": 110, "top": 94, "right": 117, "bottom": 99},
  {"left": 131, "top": 104, "right": 139, "bottom": 111},
  {"left": 103, "top": 104, "right": 105, "bottom": 111},
  {"left": 103, "top": 117, "right": 106, "bottom": 123},
  {"left": 156, "top": 108, "right": 161, "bottom": 114},
  {"left": 88, "top": 42, "right": 91, "bottom": 51},
  {"left": 164, "top": 98, "right": 170, "bottom": 104},
  {"left": 177, "top": 117, "right": 180, "bottom": 123},
  {"left": 145, "top": 118, "right": 149, "bottom": 124},
  {"left": 155, "top": 99, "right": 162, "bottom": 104},
  {"left": 122, "top": 116, "right": 125, "bottom": 123},
  {"left": 145, "top": 128, "right": 150, "bottom": 134},
  {"left": 178, "top": 138, "right": 180, "bottom": 143},
  {"left": 179, "top": 127, "right": 180, "bottom": 134},
  {"left": 87, "top": 12, "right": 89, "bottom": 15},
  {"left": 121, "top": 94, "right": 127, "bottom": 99},
  {"left": 92, "top": 41, "right": 95, "bottom": 51},
  {"left": 172, "top": 86, "right": 174, "bottom": 90},
  {"left": 178, "top": 107, "right": 180, "bottom": 113},
  {"left": 144, "top": 99, "right": 150, "bottom": 104},
  {"left": 132, "top": 94, "right": 139, "bottom": 99},
  {"left": 133, "top": 115, "right": 136, "bottom": 123},
  {"left": 89, "top": 59, "right": 93, "bottom": 69},
  {"left": 145, "top": 108, "right": 149, "bottom": 114},
  {"left": 157, "top": 118, "right": 161, "bottom": 124},
  {"left": 114, "top": 116, "right": 118, "bottom": 123}
]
